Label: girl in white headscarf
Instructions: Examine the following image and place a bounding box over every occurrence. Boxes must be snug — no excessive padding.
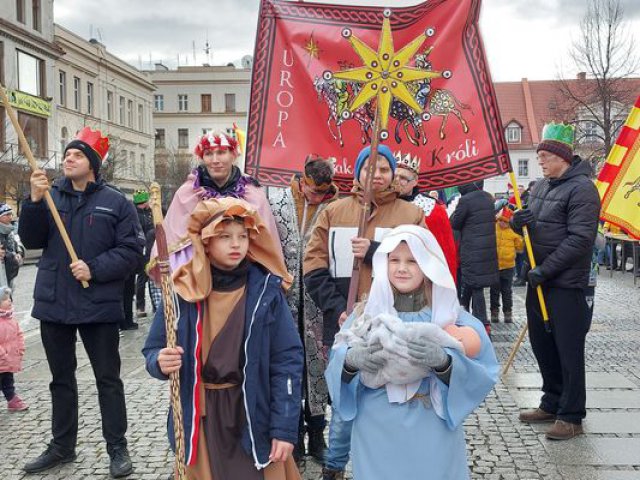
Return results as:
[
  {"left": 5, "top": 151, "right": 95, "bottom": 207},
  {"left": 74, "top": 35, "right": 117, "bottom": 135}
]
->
[{"left": 325, "top": 225, "right": 499, "bottom": 479}]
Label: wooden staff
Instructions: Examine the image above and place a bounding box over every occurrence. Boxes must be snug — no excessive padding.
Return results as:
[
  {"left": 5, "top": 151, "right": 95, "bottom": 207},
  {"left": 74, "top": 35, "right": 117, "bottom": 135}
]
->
[
  {"left": 149, "top": 183, "right": 187, "bottom": 479},
  {"left": 346, "top": 108, "right": 381, "bottom": 314},
  {"left": 0, "top": 83, "right": 88, "bottom": 288},
  {"left": 501, "top": 170, "right": 551, "bottom": 377}
]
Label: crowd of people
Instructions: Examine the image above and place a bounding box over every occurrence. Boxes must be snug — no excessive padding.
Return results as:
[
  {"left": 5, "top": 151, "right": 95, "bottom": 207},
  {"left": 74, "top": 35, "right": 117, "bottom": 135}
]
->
[{"left": 0, "top": 120, "right": 603, "bottom": 479}]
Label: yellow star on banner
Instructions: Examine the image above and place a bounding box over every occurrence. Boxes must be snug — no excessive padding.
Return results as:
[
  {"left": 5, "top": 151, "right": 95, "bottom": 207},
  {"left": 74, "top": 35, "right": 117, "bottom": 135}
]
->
[
  {"left": 328, "top": 10, "right": 447, "bottom": 139},
  {"left": 304, "top": 32, "right": 321, "bottom": 63}
]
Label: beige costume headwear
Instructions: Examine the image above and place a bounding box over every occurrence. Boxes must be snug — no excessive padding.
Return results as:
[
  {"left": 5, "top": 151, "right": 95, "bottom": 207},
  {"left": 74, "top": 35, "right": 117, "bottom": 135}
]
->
[{"left": 173, "top": 198, "right": 292, "bottom": 302}]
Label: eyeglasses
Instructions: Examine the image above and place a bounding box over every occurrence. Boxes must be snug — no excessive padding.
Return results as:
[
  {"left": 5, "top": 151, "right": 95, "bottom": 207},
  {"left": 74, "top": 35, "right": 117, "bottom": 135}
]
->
[{"left": 396, "top": 175, "right": 416, "bottom": 185}]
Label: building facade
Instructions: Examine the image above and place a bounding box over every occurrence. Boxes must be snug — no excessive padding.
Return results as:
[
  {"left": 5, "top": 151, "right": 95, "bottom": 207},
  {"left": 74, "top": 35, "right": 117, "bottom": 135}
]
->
[
  {"left": 0, "top": 0, "right": 62, "bottom": 208},
  {"left": 53, "top": 25, "right": 155, "bottom": 194}
]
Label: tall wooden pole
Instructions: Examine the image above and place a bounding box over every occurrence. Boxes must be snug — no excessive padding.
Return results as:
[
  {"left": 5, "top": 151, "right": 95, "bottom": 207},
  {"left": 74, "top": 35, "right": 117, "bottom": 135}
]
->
[
  {"left": 0, "top": 83, "right": 88, "bottom": 288},
  {"left": 150, "top": 183, "right": 187, "bottom": 479}
]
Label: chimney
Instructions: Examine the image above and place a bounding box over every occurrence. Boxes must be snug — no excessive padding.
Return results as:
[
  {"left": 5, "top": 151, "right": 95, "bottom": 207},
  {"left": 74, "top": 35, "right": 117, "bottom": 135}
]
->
[{"left": 577, "top": 72, "right": 586, "bottom": 81}]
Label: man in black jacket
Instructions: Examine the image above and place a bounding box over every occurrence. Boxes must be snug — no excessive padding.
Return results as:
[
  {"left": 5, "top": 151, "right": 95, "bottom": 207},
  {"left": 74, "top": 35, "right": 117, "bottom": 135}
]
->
[
  {"left": 512, "top": 123, "right": 600, "bottom": 441},
  {"left": 450, "top": 180, "right": 499, "bottom": 335},
  {"left": 19, "top": 128, "right": 143, "bottom": 477}
]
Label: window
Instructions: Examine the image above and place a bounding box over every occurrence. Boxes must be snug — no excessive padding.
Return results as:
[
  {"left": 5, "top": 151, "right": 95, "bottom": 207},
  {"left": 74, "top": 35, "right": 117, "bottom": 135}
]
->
[
  {"left": 32, "top": 0, "right": 41, "bottom": 32},
  {"left": 73, "top": 76, "right": 81, "bottom": 110},
  {"left": 60, "top": 127, "right": 68, "bottom": 154},
  {"left": 583, "top": 121, "right": 598, "bottom": 143},
  {"left": 201, "top": 94, "right": 211, "bottom": 113},
  {"left": 129, "top": 151, "right": 135, "bottom": 176},
  {"left": 16, "top": 0, "right": 25, "bottom": 24},
  {"left": 17, "top": 51, "right": 43, "bottom": 97},
  {"left": 518, "top": 159, "right": 529, "bottom": 177},
  {"left": 18, "top": 111, "right": 47, "bottom": 157},
  {"left": 86, "top": 82, "right": 94, "bottom": 115},
  {"left": 154, "top": 94, "right": 164, "bottom": 111},
  {"left": 178, "top": 128, "right": 189, "bottom": 148},
  {"left": 138, "top": 104, "right": 144, "bottom": 131},
  {"left": 225, "top": 93, "right": 236, "bottom": 112},
  {"left": 155, "top": 129, "right": 165, "bottom": 148},
  {"left": 107, "top": 91, "right": 113, "bottom": 121},
  {"left": 119, "top": 96, "right": 125, "bottom": 124},
  {"left": 127, "top": 100, "right": 133, "bottom": 127},
  {"left": 58, "top": 71, "right": 66, "bottom": 106},
  {"left": 178, "top": 94, "right": 188, "bottom": 112},
  {"left": 506, "top": 124, "right": 521, "bottom": 144},
  {"left": 140, "top": 154, "right": 146, "bottom": 178}
]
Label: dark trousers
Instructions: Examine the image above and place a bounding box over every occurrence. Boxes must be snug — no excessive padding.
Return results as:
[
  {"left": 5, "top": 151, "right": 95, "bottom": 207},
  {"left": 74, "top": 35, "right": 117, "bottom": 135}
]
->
[
  {"left": 135, "top": 271, "right": 147, "bottom": 311},
  {"left": 1, "top": 372, "right": 15, "bottom": 401},
  {"left": 515, "top": 253, "right": 525, "bottom": 279},
  {"left": 490, "top": 268, "right": 514, "bottom": 313},
  {"left": 460, "top": 283, "right": 488, "bottom": 324},
  {"left": 121, "top": 274, "right": 136, "bottom": 329},
  {"left": 526, "top": 286, "right": 591, "bottom": 424},
  {"left": 40, "top": 321, "right": 128, "bottom": 455}
]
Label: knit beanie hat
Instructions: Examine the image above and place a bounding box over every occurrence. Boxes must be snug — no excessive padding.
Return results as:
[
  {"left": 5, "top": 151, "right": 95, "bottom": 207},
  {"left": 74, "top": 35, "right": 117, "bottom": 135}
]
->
[
  {"left": 0, "top": 286, "right": 11, "bottom": 303},
  {"left": 354, "top": 144, "right": 396, "bottom": 181},
  {"left": 0, "top": 203, "right": 12, "bottom": 217},
  {"left": 64, "top": 127, "right": 110, "bottom": 175},
  {"left": 536, "top": 123, "right": 575, "bottom": 163}
]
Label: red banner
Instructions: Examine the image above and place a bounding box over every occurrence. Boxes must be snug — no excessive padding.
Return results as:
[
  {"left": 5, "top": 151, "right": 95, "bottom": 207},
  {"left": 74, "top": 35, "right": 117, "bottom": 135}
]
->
[{"left": 246, "top": 0, "right": 510, "bottom": 191}]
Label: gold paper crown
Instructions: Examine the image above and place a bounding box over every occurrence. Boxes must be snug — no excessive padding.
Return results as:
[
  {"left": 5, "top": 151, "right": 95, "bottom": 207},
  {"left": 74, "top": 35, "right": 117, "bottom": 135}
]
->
[{"left": 393, "top": 151, "right": 421, "bottom": 174}]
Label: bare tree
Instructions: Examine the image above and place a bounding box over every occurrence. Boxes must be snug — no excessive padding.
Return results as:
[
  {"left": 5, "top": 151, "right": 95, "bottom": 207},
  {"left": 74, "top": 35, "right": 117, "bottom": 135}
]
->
[
  {"left": 557, "top": 0, "right": 639, "bottom": 168},
  {"left": 154, "top": 147, "right": 193, "bottom": 207}
]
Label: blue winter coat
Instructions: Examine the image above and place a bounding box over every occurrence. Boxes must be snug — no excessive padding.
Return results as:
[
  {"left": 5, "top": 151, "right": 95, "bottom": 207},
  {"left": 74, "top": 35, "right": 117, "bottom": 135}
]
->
[
  {"left": 18, "top": 177, "right": 144, "bottom": 324},
  {"left": 142, "top": 263, "right": 303, "bottom": 468}
]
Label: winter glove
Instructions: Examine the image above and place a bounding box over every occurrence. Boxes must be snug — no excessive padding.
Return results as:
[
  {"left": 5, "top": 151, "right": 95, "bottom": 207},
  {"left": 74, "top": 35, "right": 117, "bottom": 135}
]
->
[
  {"left": 527, "top": 267, "right": 546, "bottom": 289},
  {"left": 511, "top": 209, "right": 536, "bottom": 230},
  {"left": 406, "top": 338, "right": 449, "bottom": 370},
  {"left": 345, "top": 342, "right": 386, "bottom": 374}
]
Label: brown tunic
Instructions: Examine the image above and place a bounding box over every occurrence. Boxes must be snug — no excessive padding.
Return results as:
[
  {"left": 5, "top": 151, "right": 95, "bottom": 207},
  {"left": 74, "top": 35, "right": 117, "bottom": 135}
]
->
[{"left": 185, "top": 287, "right": 301, "bottom": 480}]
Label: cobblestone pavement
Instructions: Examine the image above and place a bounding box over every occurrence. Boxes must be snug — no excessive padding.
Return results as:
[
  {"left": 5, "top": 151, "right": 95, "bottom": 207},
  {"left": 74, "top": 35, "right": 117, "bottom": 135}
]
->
[{"left": 1, "top": 265, "right": 639, "bottom": 479}]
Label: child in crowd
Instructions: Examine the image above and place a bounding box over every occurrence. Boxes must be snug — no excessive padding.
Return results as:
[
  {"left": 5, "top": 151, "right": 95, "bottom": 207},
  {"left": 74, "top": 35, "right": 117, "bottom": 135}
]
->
[
  {"left": 490, "top": 207, "right": 524, "bottom": 323},
  {"left": 143, "top": 198, "right": 303, "bottom": 480},
  {"left": 326, "top": 225, "right": 498, "bottom": 479},
  {"left": 0, "top": 286, "right": 28, "bottom": 412}
]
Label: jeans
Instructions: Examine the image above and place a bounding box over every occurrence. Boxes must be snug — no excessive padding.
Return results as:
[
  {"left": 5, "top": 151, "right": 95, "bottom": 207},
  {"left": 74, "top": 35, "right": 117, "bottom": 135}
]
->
[
  {"left": 40, "top": 321, "right": 128, "bottom": 454},
  {"left": 325, "top": 404, "right": 353, "bottom": 470},
  {"left": 490, "top": 268, "right": 514, "bottom": 313}
]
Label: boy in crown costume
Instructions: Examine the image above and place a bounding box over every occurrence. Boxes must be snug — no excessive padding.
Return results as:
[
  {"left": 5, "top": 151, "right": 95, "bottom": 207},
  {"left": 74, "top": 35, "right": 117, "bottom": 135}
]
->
[
  {"left": 393, "top": 151, "right": 458, "bottom": 283},
  {"left": 19, "top": 127, "right": 144, "bottom": 477},
  {"left": 149, "top": 130, "right": 282, "bottom": 280},
  {"left": 511, "top": 123, "right": 600, "bottom": 440}
]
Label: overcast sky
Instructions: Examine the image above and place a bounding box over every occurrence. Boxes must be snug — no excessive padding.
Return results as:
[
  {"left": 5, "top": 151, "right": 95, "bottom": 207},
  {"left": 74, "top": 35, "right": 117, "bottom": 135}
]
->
[{"left": 54, "top": 0, "right": 640, "bottom": 82}]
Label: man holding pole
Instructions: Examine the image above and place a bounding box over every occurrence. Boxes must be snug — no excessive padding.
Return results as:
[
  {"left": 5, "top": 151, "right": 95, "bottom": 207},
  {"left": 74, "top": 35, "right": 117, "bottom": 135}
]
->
[
  {"left": 303, "top": 144, "right": 424, "bottom": 479},
  {"left": 511, "top": 123, "right": 600, "bottom": 440},
  {"left": 19, "top": 127, "right": 144, "bottom": 477}
]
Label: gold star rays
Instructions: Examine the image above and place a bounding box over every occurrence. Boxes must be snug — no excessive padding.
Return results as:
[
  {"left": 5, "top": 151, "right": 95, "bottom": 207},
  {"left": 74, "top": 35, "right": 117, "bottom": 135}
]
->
[
  {"left": 304, "top": 32, "right": 321, "bottom": 66},
  {"left": 325, "top": 9, "right": 449, "bottom": 140}
]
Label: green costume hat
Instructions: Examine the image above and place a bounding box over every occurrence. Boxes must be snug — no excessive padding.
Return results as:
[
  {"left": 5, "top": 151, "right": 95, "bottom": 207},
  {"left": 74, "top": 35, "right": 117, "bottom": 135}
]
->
[
  {"left": 133, "top": 190, "right": 150, "bottom": 205},
  {"left": 537, "top": 122, "right": 575, "bottom": 162}
]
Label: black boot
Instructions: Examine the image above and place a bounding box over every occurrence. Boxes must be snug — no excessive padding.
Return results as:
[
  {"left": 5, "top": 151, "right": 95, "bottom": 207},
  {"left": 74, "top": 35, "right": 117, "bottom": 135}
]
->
[
  {"left": 307, "top": 429, "right": 327, "bottom": 464},
  {"left": 109, "top": 445, "right": 133, "bottom": 478},
  {"left": 322, "top": 467, "right": 345, "bottom": 480},
  {"left": 292, "top": 431, "right": 305, "bottom": 464},
  {"left": 24, "top": 445, "right": 77, "bottom": 473}
]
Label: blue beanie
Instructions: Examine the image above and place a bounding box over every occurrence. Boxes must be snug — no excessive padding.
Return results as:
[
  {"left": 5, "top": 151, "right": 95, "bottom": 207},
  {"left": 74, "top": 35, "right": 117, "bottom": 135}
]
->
[{"left": 354, "top": 145, "right": 396, "bottom": 181}]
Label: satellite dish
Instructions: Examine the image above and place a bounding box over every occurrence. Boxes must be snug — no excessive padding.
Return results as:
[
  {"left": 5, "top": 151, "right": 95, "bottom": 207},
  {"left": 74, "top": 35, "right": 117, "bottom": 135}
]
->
[{"left": 241, "top": 55, "right": 253, "bottom": 69}]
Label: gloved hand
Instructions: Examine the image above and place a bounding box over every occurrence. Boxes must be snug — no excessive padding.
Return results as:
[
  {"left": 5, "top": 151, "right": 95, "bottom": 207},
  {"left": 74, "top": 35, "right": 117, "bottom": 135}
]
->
[
  {"left": 345, "top": 342, "right": 385, "bottom": 374},
  {"left": 511, "top": 209, "right": 536, "bottom": 230},
  {"left": 406, "top": 338, "right": 449, "bottom": 370},
  {"left": 527, "top": 267, "right": 546, "bottom": 289}
]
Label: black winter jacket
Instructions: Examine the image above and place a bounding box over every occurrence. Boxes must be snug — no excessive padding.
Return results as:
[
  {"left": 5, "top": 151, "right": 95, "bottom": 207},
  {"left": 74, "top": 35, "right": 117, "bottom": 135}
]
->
[
  {"left": 519, "top": 157, "right": 600, "bottom": 289},
  {"left": 450, "top": 181, "right": 499, "bottom": 288},
  {"left": 19, "top": 177, "right": 144, "bottom": 324}
]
